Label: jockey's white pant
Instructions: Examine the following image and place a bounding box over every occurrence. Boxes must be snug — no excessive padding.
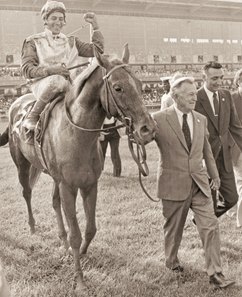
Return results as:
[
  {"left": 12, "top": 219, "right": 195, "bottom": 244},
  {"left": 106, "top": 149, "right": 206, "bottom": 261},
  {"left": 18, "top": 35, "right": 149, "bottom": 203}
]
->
[{"left": 30, "top": 75, "right": 70, "bottom": 103}]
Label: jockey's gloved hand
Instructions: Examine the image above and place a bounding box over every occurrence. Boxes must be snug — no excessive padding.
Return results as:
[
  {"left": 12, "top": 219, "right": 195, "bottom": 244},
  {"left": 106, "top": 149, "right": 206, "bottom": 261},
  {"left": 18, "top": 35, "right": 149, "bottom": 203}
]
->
[{"left": 46, "top": 65, "right": 70, "bottom": 79}]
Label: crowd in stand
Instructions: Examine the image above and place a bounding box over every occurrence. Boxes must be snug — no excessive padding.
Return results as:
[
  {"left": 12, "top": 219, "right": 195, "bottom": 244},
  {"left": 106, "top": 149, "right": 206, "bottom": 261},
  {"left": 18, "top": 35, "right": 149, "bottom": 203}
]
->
[
  {"left": 0, "top": 67, "right": 21, "bottom": 79},
  {"left": 132, "top": 64, "right": 241, "bottom": 79},
  {"left": 0, "top": 64, "right": 238, "bottom": 110},
  {"left": 0, "top": 63, "right": 241, "bottom": 80}
]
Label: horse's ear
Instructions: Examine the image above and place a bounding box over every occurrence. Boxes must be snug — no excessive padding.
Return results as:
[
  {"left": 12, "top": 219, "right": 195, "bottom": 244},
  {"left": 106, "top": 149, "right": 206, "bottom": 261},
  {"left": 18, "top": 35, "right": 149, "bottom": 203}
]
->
[
  {"left": 122, "top": 43, "right": 130, "bottom": 64},
  {"left": 94, "top": 47, "right": 110, "bottom": 70}
]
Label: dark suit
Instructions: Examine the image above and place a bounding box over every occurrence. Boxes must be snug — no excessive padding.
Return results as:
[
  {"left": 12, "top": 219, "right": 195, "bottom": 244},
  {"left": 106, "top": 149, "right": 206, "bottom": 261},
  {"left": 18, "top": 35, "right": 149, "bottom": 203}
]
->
[
  {"left": 100, "top": 120, "right": 121, "bottom": 177},
  {"left": 230, "top": 90, "right": 242, "bottom": 227},
  {"left": 195, "top": 86, "right": 242, "bottom": 217},
  {"left": 153, "top": 106, "right": 221, "bottom": 275},
  {"left": 231, "top": 90, "right": 242, "bottom": 164}
]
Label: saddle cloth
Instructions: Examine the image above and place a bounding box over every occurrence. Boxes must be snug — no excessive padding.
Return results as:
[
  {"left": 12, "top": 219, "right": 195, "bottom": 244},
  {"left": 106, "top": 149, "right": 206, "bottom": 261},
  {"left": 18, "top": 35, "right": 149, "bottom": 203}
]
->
[{"left": 14, "top": 94, "right": 64, "bottom": 146}]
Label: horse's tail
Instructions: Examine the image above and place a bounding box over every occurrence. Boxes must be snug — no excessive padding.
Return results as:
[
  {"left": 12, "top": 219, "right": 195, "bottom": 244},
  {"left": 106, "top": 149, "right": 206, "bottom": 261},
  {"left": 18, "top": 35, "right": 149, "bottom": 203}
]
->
[
  {"left": 29, "top": 165, "right": 41, "bottom": 189},
  {"left": 0, "top": 126, "right": 9, "bottom": 146}
]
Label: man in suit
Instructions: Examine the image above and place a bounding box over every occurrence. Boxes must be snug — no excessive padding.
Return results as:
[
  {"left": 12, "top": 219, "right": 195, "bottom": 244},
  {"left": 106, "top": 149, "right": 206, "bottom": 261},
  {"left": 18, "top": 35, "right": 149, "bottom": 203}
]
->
[
  {"left": 153, "top": 77, "right": 235, "bottom": 288},
  {"left": 160, "top": 72, "right": 183, "bottom": 111},
  {"left": 99, "top": 117, "right": 122, "bottom": 177},
  {"left": 160, "top": 76, "right": 171, "bottom": 110},
  {"left": 195, "top": 61, "right": 242, "bottom": 218},
  {"left": 229, "top": 69, "right": 242, "bottom": 227}
]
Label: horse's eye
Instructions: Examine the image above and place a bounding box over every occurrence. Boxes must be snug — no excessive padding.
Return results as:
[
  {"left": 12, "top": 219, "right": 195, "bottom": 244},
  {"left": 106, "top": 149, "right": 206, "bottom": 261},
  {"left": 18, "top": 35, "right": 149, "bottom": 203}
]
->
[{"left": 113, "top": 85, "right": 123, "bottom": 93}]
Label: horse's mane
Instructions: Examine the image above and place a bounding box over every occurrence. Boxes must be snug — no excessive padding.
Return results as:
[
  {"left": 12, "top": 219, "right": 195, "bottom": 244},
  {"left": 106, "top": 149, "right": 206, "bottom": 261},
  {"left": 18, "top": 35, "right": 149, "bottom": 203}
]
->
[
  {"left": 72, "top": 62, "right": 99, "bottom": 98},
  {"left": 72, "top": 57, "right": 140, "bottom": 98}
]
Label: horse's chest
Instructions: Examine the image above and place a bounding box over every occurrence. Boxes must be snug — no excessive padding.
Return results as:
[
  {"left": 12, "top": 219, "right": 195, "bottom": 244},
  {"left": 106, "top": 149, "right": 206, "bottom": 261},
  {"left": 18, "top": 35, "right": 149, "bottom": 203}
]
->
[
  {"left": 43, "top": 129, "right": 103, "bottom": 187},
  {"left": 65, "top": 166, "right": 99, "bottom": 188},
  {"left": 79, "top": 169, "right": 96, "bottom": 185},
  {"left": 49, "top": 155, "right": 102, "bottom": 188}
]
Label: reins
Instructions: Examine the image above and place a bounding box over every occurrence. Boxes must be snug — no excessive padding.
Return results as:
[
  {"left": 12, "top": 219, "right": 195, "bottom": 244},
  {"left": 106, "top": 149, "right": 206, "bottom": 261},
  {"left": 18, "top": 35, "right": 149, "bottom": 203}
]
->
[
  {"left": 65, "top": 62, "right": 160, "bottom": 203},
  {"left": 126, "top": 128, "right": 161, "bottom": 202},
  {"left": 65, "top": 64, "right": 131, "bottom": 133},
  {"left": 19, "top": 61, "right": 91, "bottom": 89},
  {"left": 65, "top": 104, "right": 125, "bottom": 132}
]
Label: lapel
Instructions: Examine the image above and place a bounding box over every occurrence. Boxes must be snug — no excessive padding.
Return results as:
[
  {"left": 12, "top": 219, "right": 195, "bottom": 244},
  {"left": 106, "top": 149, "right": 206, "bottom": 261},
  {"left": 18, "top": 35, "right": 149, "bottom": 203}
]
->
[
  {"left": 166, "top": 106, "right": 190, "bottom": 153},
  {"left": 190, "top": 111, "right": 199, "bottom": 153},
  {"left": 199, "top": 87, "right": 219, "bottom": 131},
  {"left": 217, "top": 89, "right": 226, "bottom": 133}
]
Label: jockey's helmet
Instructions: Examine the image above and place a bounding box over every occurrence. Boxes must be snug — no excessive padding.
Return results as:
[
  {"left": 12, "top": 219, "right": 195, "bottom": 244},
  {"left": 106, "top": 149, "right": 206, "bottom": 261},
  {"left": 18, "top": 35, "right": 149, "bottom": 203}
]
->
[{"left": 41, "top": 0, "right": 66, "bottom": 21}]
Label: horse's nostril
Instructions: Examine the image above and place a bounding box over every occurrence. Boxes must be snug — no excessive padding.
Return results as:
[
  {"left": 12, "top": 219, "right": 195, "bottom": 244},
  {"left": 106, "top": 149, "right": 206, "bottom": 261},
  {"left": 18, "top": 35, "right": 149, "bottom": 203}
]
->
[{"left": 140, "top": 125, "right": 150, "bottom": 135}]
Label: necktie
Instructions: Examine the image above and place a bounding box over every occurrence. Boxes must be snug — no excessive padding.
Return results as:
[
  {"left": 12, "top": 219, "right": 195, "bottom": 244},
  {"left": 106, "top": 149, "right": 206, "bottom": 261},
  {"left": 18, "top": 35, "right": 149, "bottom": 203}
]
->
[
  {"left": 213, "top": 92, "right": 219, "bottom": 116},
  {"left": 182, "top": 114, "right": 192, "bottom": 151}
]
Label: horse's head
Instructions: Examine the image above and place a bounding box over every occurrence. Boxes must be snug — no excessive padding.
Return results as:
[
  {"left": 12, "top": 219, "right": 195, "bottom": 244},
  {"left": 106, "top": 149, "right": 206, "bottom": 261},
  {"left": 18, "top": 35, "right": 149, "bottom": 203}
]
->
[{"left": 94, "top": 44, "right": 156, "bottom": 144}]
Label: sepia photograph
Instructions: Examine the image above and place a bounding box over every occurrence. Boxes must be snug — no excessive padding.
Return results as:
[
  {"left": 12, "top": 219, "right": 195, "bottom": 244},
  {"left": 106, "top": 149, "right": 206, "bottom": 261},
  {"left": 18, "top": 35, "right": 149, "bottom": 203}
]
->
[{"left": 0, "top": 0, "right": 242, "bottom": 296}]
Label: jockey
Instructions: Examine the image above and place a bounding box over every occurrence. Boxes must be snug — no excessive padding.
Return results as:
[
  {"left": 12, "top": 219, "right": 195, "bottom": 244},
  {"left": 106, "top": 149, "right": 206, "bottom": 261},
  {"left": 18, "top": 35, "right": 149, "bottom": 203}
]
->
[{"left": 21, "top": 0, "right": 104, "bottom": 130}]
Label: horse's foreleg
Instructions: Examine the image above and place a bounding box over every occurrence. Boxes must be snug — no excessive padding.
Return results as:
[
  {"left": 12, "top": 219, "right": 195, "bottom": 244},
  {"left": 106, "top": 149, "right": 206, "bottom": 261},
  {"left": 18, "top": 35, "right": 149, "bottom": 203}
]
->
[
  {"left": 80, "top": 183, "right": 97, "bottom": 255},
  {"left": 59, "top": 183, "right": 85, "bottom": 290},
  {"left": 52, "top": 182, "right": 69, "bottom": 251}
]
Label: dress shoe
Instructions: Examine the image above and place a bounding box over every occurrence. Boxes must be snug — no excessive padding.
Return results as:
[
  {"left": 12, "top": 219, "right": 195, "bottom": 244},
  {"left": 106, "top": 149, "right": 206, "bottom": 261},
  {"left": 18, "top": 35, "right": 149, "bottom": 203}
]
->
[
  {"left": 209, "top": 272, "right": 235, "bottom": 288},
  {"left": 171, "top": 265, "right": 184, "bottom": 273}
]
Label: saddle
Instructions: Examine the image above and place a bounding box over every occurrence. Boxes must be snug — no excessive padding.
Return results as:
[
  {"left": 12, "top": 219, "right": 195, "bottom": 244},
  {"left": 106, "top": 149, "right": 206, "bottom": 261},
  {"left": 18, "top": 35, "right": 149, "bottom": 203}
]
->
[{"left": 13, "top": 94, "right": 64, "bottom": 172}]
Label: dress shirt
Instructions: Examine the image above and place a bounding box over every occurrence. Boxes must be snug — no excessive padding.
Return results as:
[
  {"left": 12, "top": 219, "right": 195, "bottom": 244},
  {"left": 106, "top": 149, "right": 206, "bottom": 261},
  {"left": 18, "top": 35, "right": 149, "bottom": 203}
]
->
[
  {"left": 204, "top": 83, "right": 219, "bottom": 116},
  {"left": 174, "top": 106, "right": 193, "bottom": 140}
]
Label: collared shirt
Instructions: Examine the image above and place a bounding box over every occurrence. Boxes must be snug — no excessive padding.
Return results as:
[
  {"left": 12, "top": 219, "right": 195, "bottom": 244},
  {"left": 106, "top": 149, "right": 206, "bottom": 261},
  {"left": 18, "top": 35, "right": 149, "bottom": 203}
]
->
[
  {"left": 174, "top": 105, "right": 193, "bottom": 140},
  {"left": 204, "top": 83, "right": 219, "bottom": 116}
]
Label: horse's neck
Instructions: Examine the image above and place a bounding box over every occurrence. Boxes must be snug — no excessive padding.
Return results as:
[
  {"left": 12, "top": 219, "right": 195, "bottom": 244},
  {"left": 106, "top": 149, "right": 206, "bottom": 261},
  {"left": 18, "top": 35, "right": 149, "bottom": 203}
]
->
[{"left": 68, "top": 69, "right": 106, "bottom": 129}]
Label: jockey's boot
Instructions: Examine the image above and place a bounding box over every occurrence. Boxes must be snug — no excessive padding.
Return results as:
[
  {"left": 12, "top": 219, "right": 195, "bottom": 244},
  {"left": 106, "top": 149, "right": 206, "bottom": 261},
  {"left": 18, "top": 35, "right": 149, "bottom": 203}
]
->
[{"left": 22, "top": 99, "right": 47, "bottom": 131}]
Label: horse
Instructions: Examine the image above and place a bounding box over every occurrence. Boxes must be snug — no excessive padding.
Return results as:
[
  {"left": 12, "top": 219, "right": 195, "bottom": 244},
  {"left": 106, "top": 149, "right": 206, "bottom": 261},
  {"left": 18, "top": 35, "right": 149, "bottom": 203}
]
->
[{"left": 0, "top": 45, "right": 156, "bottom": 294}]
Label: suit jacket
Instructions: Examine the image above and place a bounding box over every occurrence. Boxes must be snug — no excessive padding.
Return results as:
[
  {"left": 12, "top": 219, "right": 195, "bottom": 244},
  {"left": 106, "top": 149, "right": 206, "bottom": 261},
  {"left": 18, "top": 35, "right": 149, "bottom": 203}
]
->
[
  {"left": 195, "top": 87, "right": 242, "bottom": 172},
  {"left": 153, "top": 106, "right": 218, "bottom": 201},
  {"left": 231, "top": 90, "right": 242, "bottom": 164}
]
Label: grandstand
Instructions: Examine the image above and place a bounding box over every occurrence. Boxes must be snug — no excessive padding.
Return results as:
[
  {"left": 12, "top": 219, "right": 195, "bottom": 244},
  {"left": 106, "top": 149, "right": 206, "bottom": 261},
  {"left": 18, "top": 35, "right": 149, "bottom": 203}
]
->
[
  {"left": 2, "top": 1, "right": 242, "bottom": 22},
  {"left": 1, "top": 1, "right": 242, "bottom": 64},
  {"left": 0, "top": 0, "right": 242, "bottom": 106}
]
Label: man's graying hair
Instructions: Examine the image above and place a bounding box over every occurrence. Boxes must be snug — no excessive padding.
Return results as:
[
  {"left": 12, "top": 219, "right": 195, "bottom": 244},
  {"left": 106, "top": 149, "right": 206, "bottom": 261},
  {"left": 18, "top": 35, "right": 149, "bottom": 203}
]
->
[{"left": 170, "top": 77, "right": 195, "bottom": 99}]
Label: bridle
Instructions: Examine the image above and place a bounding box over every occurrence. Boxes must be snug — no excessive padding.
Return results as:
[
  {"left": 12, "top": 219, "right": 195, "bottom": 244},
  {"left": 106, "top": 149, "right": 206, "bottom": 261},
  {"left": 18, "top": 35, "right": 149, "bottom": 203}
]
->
[{"left": 65, "top": 63, "right": 160, "bottom": 203}]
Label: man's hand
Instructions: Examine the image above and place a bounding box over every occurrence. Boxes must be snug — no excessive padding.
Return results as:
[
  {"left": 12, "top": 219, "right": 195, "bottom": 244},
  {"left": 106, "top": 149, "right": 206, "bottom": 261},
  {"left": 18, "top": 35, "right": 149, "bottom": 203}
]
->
[
  {"left": 46, "top": 64, "right": 70, "bottom": 79},
  {"left": 210, "top": 177, "right": 220, "bottom": 191},
  {"left": 83, "top": 12, "right": 99, "bottom": 30}
]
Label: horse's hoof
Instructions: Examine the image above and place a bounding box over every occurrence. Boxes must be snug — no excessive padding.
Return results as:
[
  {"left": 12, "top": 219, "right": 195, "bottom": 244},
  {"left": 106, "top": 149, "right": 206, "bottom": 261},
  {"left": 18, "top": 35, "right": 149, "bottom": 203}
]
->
[
  {"left": 80, "top": 243, "right": 89, "bottom": 255},
  {"left": 74, "top": 280, "right": 89, "bottom": 296}
]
